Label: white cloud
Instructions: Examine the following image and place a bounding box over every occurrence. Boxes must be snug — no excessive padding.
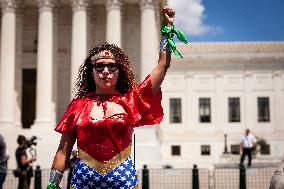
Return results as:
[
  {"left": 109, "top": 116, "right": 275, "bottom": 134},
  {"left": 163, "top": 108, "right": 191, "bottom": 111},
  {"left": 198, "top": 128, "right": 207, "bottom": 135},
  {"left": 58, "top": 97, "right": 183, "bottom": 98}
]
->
[{"left": 167, "top": 0, "right": 220, "bottom": 36}]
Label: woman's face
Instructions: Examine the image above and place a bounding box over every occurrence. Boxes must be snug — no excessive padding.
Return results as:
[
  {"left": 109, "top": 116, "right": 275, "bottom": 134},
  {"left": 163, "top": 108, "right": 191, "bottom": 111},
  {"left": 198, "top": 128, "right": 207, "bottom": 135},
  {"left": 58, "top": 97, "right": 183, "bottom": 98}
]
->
[{"left": 92, "top": 58, "right": 119, "bottom": 94}]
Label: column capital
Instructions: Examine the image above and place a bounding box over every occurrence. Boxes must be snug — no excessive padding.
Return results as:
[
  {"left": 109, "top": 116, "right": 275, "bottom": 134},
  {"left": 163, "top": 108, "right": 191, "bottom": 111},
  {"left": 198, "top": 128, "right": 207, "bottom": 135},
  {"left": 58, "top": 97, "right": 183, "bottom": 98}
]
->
[
  {"left": 37, "top": 0, "right": 55, "bottom": 12},
  {"left": 140, "top": 0, "right": 156, "bottom": 10},
  {"left": 71, "top": 0, "right": 88, "bottom": 11},
  {"left": 1, "top": 0, "right": 20, "bottom": 13},
  {"left": 107, "top": 0, "right": 121, "bottom": 11}
]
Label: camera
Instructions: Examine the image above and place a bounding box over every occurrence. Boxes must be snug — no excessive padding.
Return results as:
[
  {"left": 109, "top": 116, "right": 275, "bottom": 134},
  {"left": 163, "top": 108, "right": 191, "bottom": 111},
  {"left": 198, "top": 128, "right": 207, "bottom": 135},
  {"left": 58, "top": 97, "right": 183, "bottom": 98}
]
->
[
  {"left": 25, "top": 136, "right": 38, "bottom": 157},
  {"left": 25, "top": 136, "right": 37, "bottom": 148}
]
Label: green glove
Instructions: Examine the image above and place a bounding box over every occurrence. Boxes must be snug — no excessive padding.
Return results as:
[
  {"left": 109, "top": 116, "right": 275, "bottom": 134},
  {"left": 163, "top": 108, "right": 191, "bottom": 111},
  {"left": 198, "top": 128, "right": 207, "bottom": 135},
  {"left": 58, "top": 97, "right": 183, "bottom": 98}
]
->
[
  {"left": 161, "top": 22, "right": 189, "bottom": 58},
  {"left": 46, "top": 182, "right": 61, "bottom": 189}
]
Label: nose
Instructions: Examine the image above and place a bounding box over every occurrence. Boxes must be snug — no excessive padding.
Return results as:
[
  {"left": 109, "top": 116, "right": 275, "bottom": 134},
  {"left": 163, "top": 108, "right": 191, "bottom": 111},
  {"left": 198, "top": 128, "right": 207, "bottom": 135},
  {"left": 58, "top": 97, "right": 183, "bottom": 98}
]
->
[{"left": 102, "top": 66, "right": 110, "bottom": 74}]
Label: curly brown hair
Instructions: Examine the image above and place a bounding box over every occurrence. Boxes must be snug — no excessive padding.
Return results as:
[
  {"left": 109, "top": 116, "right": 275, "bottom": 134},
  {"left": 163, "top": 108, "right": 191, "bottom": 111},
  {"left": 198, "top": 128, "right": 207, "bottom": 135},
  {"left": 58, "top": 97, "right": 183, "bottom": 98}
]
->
[{"left": 74, "top": 43, "right": 136, "bottom": 98}]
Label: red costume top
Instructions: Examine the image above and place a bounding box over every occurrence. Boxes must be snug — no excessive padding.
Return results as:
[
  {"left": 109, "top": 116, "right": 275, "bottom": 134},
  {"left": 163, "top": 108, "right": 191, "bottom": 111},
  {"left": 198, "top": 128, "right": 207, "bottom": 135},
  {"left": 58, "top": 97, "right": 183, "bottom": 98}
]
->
[{"left": 55, "top": 75, "right": 163, "bottom": 166}]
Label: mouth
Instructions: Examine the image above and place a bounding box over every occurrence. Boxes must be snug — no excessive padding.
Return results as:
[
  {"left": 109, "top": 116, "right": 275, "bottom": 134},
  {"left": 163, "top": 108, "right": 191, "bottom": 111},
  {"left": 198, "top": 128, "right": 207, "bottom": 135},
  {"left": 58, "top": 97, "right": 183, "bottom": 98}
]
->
[{"left": 101, "top": 77, "right": 111, "bottom": 81}]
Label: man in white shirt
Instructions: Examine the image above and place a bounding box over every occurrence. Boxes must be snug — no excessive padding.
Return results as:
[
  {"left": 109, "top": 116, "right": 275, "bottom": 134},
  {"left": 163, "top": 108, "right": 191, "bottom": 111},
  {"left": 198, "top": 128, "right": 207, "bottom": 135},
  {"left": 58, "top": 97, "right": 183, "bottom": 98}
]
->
[{"left": 240, "top": 129, "right": 257, "bottom": 167}]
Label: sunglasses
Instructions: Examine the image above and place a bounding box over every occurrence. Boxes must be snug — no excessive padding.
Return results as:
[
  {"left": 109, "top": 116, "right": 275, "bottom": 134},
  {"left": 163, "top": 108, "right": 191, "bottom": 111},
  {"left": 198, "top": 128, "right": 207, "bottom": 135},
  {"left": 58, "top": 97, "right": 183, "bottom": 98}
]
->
[{"left": 92, "top": 63, "right": 119, "bottom": 72}]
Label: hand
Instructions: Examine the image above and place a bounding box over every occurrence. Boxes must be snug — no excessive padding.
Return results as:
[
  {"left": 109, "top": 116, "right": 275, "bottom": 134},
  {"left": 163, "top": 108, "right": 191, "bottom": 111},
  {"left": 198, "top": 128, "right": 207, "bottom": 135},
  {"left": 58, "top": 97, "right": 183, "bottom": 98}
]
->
[
  {"left": 162, "top": 6, "right": 175, "bottom": 27},
  {"left": 46, "top": 182, "right": 61, "bottom": 189}
]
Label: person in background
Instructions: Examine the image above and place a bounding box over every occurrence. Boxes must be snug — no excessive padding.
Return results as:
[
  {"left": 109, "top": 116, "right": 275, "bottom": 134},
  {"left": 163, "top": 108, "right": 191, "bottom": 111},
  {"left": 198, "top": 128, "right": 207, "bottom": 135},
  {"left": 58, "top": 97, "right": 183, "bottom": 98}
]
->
[
  {"left": 0, "top": 134, "right": 9, "bottom": 189},
  {"left": 240, "top": 129, "right": 257, "bottom": 167},
  {"left": 269, "top": 155, "right": 284, "bottom": 189},
  {"left": 15, "top": 135, "right": 37, "bottom": 189}
]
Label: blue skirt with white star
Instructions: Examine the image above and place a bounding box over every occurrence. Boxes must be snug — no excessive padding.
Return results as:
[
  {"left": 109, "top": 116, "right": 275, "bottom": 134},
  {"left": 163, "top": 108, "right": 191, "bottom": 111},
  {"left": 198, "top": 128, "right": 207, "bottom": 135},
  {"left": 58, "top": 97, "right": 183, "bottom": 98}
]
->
[{"left": 71, "top": 157, "right": 138, "bottom": 189}]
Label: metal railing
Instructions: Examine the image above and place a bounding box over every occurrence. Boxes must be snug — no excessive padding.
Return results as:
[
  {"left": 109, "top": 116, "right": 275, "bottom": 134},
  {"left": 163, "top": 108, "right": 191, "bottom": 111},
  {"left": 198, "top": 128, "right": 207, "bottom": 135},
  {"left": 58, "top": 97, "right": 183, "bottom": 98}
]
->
[
  {"left": 140, "top": 165, "right": 210, "bottom": 189},
  {"left": 213, "top": 165, "right": 276, "bottom": 189},
  {"left": 3, "top": 167, "right": 69, "bottom": 189},
  {"left": 2, "top": 165, "right": 276, "bottom": 189}
]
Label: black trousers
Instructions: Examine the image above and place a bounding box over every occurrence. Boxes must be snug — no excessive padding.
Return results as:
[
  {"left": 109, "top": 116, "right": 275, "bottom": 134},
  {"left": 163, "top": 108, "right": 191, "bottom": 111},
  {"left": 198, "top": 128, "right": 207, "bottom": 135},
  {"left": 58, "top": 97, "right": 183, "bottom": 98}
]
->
[
  {"left": 240, "top": 148, "right": 253, "bottom": 166},
  {"left": 0, "top": 172, "right": 7, "bottom": 189}
]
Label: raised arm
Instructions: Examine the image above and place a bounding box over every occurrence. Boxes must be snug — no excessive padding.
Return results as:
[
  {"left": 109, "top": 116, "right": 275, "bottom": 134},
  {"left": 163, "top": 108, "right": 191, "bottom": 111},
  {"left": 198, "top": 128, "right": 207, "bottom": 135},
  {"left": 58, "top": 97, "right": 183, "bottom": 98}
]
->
[
  {"left": 20, "top": 154, "right": 36, "bottom": 165},
  {"left": 150, "top": 6, "right": 175, "bottom": 94}
]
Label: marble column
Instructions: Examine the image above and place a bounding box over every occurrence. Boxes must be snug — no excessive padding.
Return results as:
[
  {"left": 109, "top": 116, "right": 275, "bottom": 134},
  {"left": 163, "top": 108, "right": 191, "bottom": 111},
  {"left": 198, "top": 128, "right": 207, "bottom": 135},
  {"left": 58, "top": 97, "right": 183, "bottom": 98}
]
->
[
  {"left": 215, "top": 72, "right": 224, "bottom": 132},
  {"left": 106, "top": 0, "right": 121, "bottom": 47},
  {"left": 135, "top": 0, "right": 161, "bottom": 169},
  {"left": 186, "top": 74, "right": 195, "bottom": 132},
  {"left": 15, "top": 4, "right": 24, "bottom": 127},
  {"left": 0, "top": 0, "right": 18, "bottom": 127},
  {"left": 273, "top": 72, "right": 284, "bottom": 132},
  {"left": 71, "top": 0, "right": 88, "bottom": 95},
  {"left": 244, "top": 72, "right": 254, "bottom": 130},
  {"left": 34, "top": 0, "right": 55, "bottom": 127},
  {"left": 140, "top": 0, "right": 159, "bottom": 80}
]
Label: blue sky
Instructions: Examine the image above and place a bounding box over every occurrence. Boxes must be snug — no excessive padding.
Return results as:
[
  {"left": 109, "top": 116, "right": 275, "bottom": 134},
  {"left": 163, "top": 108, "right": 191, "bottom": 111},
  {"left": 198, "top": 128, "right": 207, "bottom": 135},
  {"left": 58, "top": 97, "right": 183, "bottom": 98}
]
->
[{"left": 168, "top": 0, "right": 284, "bottom": 42}]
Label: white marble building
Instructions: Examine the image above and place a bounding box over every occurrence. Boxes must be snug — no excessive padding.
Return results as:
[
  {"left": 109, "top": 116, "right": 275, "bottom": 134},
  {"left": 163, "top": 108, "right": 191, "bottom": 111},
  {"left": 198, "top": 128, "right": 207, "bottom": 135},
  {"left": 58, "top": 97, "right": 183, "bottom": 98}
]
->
[
  {"left": 0, "top": 0, "right": 284, "bottom": 171},
  {"left": 160, "top": 42, "right": 284, "bottom": 169}
]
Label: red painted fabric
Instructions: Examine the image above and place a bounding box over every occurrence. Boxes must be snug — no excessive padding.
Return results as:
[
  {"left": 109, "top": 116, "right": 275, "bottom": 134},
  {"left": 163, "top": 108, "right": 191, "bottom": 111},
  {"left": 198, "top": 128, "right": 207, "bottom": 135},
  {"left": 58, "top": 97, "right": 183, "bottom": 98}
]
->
[{"left": 54, "top": 75, "right": 163, "bottom": 162}]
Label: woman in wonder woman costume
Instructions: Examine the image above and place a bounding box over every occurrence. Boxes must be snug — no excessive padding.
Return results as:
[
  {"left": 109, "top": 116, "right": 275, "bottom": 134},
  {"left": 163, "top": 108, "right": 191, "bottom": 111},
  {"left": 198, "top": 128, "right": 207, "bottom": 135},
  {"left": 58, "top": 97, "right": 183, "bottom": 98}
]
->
[{"left": 47, "top": 6, "right": 187, "bottom": 189}]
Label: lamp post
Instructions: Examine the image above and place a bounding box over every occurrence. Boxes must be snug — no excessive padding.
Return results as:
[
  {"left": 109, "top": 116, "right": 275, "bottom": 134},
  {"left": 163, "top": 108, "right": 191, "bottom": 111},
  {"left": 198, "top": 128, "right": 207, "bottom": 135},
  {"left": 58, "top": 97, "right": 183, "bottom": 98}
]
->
[{"left": 223, "top": 134, "right": 229, "bottom": 154}]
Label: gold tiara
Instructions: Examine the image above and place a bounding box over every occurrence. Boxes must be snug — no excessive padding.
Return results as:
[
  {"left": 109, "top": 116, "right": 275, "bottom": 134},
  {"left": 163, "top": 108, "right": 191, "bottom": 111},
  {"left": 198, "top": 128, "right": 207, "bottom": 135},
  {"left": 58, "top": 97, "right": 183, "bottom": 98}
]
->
[{"left": 91, "top": 50, "right": 115, "bottom": 61}]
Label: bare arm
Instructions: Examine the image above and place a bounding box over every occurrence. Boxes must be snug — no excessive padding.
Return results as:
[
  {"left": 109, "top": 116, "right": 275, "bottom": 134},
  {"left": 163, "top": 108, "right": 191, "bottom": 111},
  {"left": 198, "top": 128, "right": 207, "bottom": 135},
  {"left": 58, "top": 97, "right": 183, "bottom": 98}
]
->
[
  {"left": 150, "top": 51, "right": 171, "bottom": 94},
  {"left": 51, "top": 132, "right": 76, "bottom": 172},
  {"left": 240, "top": 142, "right": 244, "bottom": 150},
  {"left": 150, "top": 6, "right": 175, "bottom": 94},
  {"left": 20, "top": 155, "right": 36, "bottom": 165}
]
